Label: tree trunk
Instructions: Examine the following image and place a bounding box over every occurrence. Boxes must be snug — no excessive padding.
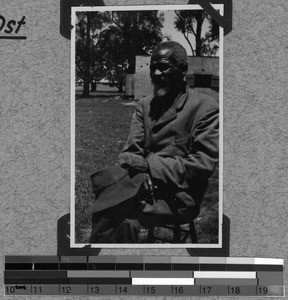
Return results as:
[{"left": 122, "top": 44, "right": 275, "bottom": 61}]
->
[
  {"left": 82, "top": 13, "right": 91, "bottom": 98},
  {"left": 91, "top": 81, "right": 97, "bottom": 92},
  {"left": 117, "top": 83, "right": 124, "bottom": 93},
  {"left": 195, "top": 13, "right": 203, "bottom": 57},
  {"left": 83, "top": 81, "right": 90, "bottom": 97}
]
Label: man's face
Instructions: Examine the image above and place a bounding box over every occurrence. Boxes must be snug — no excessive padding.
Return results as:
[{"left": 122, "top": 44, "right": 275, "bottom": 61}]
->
[{"left": 150, "top": 48, "right": 183, "bottom": 98}]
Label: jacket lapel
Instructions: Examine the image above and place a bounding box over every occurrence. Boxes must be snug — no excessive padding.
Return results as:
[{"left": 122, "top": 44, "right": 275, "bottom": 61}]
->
[
  {"left": 151, "top": 105, "right": 177, "bottom": 132},
  {"left": 175, "top": 87, "right": 189, "bottom": 112}
]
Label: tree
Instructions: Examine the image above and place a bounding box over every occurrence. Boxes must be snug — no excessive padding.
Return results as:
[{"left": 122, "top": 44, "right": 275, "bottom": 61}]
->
[
  {"left": 76, "top": 10, "right": 164, "bottom": 94},
  {"left": 109, "top": 11, "right": 164, "bottom": 73},
  {"left": 75, "top": 11, "right": 109, "bottom": 97},
  {"left": 95, "top": 10, "right": 164, "bottom": 92},
  {"left": 96, "top": 26, "right": 128, "bottom": 92},
  {"left": 174, "top": 10, "right": 219, "bottom": 56}
]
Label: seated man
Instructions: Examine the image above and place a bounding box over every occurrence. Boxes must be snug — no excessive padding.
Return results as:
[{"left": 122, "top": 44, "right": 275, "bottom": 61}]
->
[{"left": 89, "top": 41, "right": 219, "bottom": 243}]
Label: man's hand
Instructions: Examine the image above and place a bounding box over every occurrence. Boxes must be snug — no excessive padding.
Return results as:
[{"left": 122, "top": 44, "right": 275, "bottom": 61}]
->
[
  {"left": 143, "top": 173, "right": 157, "bottom": 205},
  {"left": 118, "top": 152, "right": 149, "bottom": 173}
]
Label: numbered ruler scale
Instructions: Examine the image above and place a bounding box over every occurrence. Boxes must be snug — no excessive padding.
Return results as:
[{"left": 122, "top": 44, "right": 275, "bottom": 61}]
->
[{"left": 5, "top": 256, "right": 284, "bottom": 296}]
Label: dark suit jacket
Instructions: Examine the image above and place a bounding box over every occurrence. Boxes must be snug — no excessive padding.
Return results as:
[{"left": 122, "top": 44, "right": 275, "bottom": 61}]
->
[{"left": 119, "top": 86, "right": 219, "bottom": 218}]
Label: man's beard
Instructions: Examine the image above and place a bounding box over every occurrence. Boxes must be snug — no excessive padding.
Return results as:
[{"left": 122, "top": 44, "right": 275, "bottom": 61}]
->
[{"left": 152, "top": 79, "right": 171, "bottom": 98}]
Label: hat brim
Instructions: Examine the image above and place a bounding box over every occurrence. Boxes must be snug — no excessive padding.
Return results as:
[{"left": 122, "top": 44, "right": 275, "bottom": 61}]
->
[{"left": 86, "top": 172, "right": 145, "bottom": 215}]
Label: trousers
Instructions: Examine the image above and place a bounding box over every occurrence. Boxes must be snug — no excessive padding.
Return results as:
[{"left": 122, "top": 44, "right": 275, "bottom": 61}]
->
[
  {"left": 89, "top": 216, "right": 141, "bottom": 243},
  {"left": 89, "top": 197, "right": 142, "bottom": 243}
]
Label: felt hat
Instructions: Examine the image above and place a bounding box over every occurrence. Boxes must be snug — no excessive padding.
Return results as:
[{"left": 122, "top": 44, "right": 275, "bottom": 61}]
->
[{"left": 86, "top": 165, "right": 146, "bottom": 215}]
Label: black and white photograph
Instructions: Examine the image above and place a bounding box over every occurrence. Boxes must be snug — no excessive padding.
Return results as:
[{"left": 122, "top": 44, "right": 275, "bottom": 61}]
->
[
  {"left": 2, "top": 0, "right": 288, "bottom": 296},
  {"left": 70, "top": 4, "right": 223, "bottom": 248}
]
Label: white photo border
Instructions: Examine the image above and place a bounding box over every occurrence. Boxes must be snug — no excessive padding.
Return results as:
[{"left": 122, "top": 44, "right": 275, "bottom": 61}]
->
[{"left": 70, "top": 4, "right": 224, "bottom": 248}]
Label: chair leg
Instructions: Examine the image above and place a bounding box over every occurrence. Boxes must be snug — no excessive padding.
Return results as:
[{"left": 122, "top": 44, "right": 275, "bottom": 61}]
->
[
  {"left": 147, "top": 226, "right": 154, "bottom": 243},
  {"left": 189, "top": 221, "right": 198, "bottom": 243},
  {"left": 173, "top": 225, "right": 181, "bottom": 243}
]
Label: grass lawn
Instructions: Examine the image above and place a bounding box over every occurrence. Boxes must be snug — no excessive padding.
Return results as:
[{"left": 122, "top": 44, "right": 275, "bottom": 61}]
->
[{"left": 74, "top": 92, "right": 219, "bottom": 244}]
